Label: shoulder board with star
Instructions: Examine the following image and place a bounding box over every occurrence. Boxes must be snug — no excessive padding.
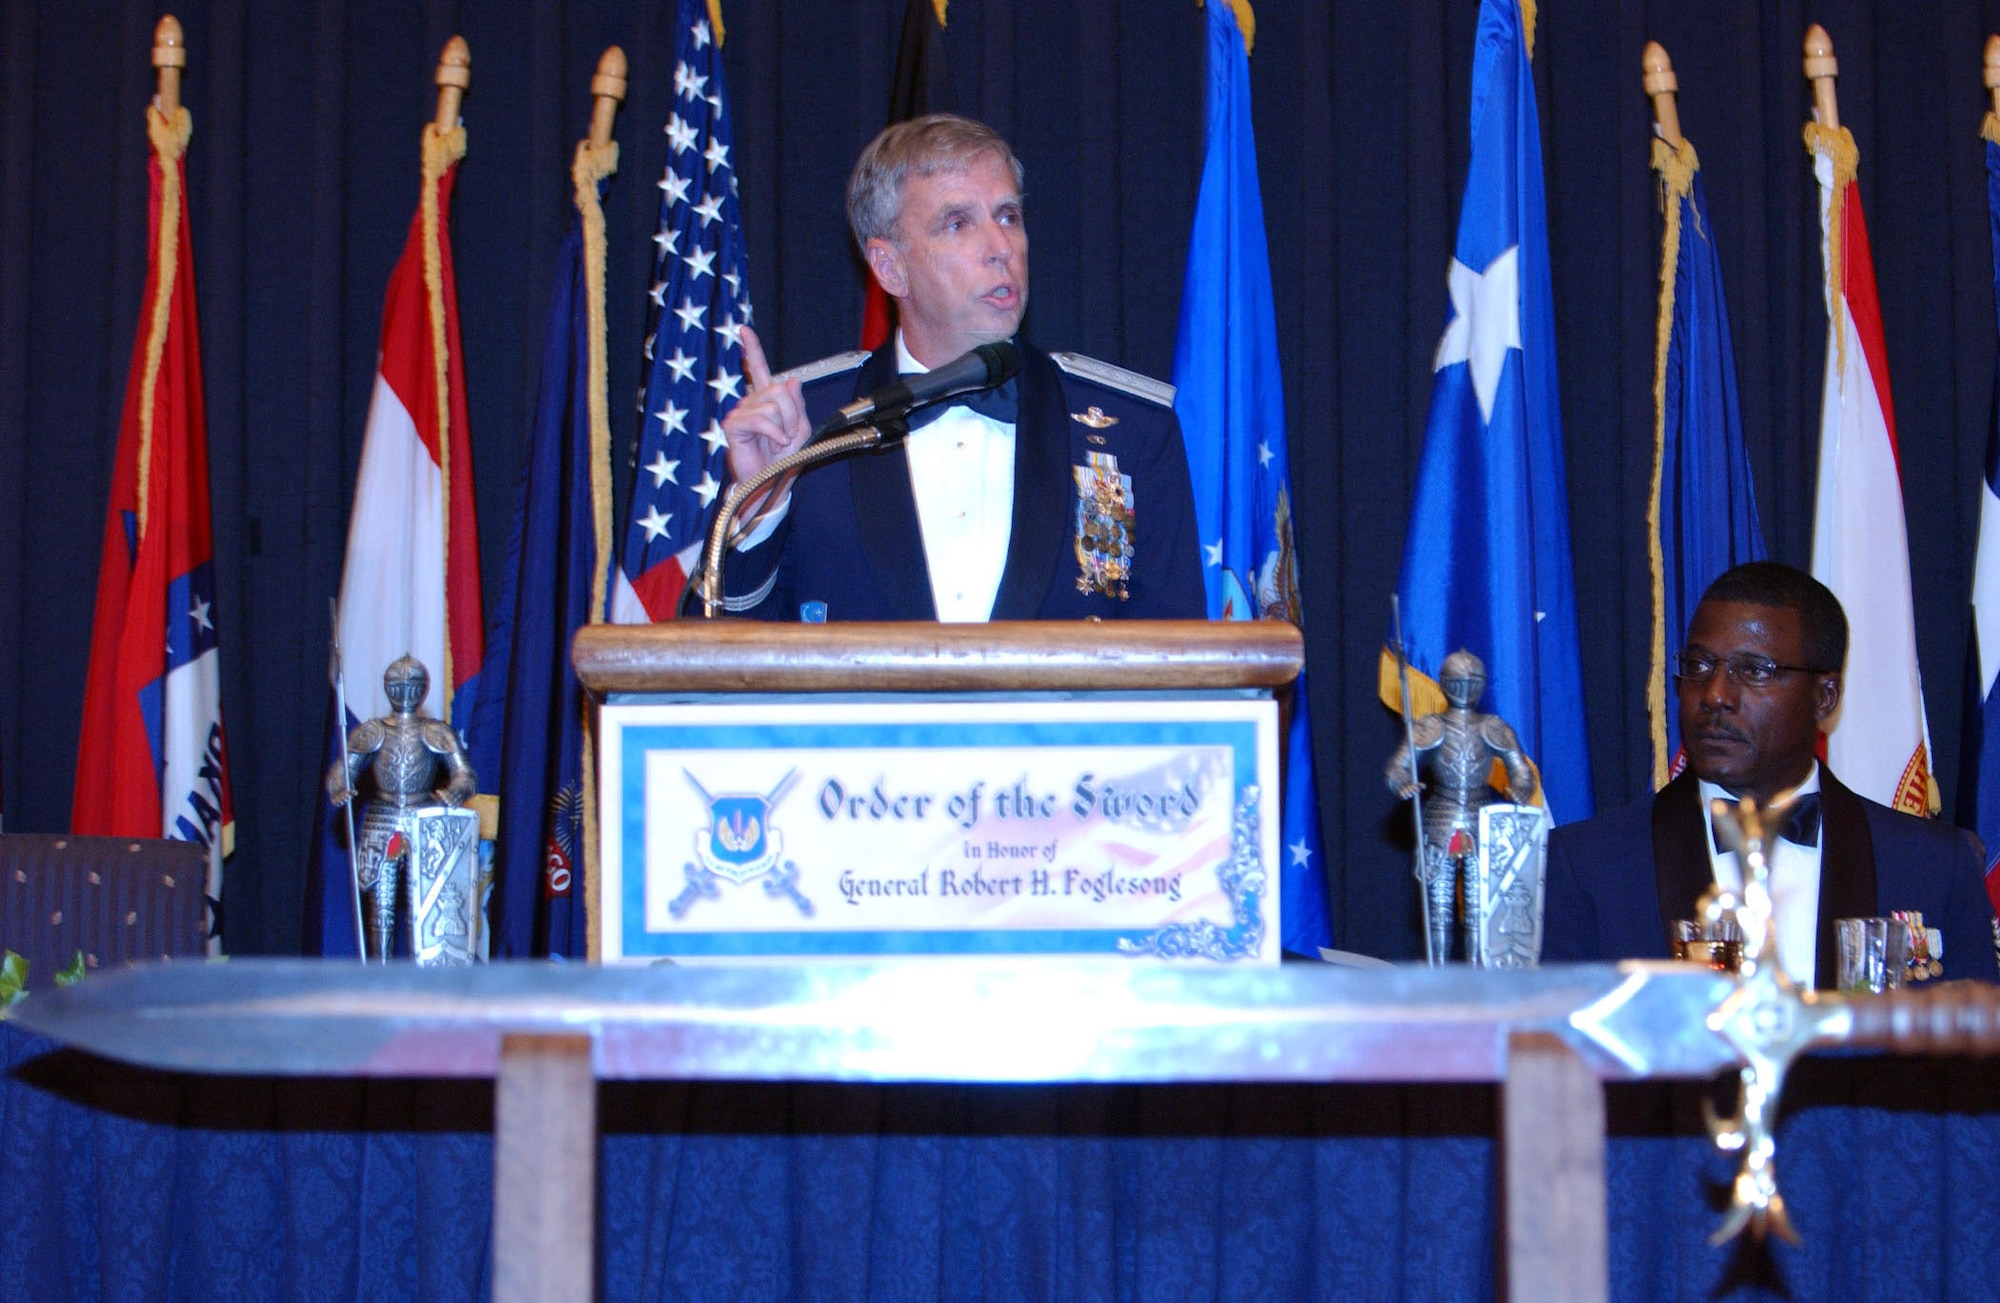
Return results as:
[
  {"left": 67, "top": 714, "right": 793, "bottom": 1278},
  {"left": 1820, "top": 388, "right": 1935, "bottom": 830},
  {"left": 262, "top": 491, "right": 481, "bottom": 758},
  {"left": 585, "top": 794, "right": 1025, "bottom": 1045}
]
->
[
  {"left": 1050, "top": 352, "right": 1176, "bottom": 409},
  {"left": 776, "top": 350, "right": 869, "bottom": 387}
]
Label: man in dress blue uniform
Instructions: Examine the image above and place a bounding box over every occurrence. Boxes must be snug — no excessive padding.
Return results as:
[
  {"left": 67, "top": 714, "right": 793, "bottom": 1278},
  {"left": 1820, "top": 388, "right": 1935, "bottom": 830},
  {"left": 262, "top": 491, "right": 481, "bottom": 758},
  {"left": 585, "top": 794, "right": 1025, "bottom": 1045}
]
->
[
  {"left": 1543, "top": 562, "right": 1999, "bottom": 986},
  {"left": 714, "top": 114, "right": 1204, "bottom": 622}
]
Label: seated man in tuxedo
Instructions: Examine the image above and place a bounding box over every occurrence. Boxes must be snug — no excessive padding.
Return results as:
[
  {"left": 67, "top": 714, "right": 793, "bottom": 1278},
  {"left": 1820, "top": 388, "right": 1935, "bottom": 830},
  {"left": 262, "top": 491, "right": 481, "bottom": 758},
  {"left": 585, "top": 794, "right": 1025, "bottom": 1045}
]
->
[
  {"left": 1543, "top": 561, "right": 1999, "bottom": 985},
  {"left": 712, "top": 114, "right": 1204, "bottom": 622}
]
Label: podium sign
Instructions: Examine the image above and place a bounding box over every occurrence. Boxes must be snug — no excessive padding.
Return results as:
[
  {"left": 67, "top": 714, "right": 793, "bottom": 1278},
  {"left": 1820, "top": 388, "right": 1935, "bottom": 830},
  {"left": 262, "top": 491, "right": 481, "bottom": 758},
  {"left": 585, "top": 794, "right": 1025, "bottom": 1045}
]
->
[{"left": 599, "top": 696, "right": 1280, "bottom": 963}]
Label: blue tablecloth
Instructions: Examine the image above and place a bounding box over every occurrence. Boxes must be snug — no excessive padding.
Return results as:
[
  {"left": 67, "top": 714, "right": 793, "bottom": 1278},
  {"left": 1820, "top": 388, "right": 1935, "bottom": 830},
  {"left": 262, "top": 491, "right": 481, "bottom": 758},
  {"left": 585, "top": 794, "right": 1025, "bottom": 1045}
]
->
[{"left": 4, "top": 1022, "right": 1997, "bottom": 1301}]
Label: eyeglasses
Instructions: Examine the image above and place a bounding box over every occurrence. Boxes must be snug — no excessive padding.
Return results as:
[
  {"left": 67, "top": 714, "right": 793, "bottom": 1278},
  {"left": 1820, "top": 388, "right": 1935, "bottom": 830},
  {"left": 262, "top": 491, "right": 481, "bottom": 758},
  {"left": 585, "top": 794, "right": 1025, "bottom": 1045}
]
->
[{"left": 1672, "top": 650, "right": 1828, "bottom": 688}]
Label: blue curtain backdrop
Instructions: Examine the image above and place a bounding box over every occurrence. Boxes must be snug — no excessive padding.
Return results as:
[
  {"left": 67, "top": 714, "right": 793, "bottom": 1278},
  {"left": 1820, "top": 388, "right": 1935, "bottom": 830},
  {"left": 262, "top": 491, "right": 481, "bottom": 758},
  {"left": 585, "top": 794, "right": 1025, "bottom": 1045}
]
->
[
  {"left": 6, "top": 1, "right": 2000, "bottom": 958},
  {"left": 7, "top": 1023, "right": 2000, "bottom": 1301}
]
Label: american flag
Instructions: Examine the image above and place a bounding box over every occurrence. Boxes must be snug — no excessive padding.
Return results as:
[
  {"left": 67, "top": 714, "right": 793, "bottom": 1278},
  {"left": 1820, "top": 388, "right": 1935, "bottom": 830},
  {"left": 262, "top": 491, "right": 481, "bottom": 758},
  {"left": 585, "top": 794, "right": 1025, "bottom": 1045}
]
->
[{"left": 610, "top": 0, "right": 752, "bottom": 623}]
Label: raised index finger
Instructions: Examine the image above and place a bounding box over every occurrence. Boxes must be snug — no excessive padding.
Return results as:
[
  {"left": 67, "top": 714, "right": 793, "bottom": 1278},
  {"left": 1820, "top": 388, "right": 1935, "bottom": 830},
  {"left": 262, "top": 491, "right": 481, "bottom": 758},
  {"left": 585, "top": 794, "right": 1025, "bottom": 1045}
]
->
[{"left": 739, "top": 324, "right": 773, "bottom": 392}]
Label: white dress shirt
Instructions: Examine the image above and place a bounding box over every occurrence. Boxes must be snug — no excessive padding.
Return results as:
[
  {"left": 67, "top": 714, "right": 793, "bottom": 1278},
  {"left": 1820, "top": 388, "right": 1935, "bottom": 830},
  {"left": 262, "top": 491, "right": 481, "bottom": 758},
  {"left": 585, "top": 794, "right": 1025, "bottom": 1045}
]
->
[
  {"left": 1699, "top": 765, "right": 1823, "bottom": 985},
  {"left": 894, "top": 333, "right": 1016, "bottom": 622},
  {"left": 732, "top": 333, "right": 1017, "bottom": 622}
]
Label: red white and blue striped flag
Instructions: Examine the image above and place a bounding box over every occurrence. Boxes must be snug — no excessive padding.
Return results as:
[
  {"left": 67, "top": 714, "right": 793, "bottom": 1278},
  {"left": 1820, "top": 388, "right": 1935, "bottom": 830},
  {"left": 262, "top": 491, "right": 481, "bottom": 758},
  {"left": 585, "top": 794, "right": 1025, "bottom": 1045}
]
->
[
  {"left": 305, "top": 121, "right": 483, "bottom": 955},
  {"left": 609, "top": 0, "right": 753, "bottom": 624},
  {"left": 74, "top": 103, "right": 233, "bottom": 944}
]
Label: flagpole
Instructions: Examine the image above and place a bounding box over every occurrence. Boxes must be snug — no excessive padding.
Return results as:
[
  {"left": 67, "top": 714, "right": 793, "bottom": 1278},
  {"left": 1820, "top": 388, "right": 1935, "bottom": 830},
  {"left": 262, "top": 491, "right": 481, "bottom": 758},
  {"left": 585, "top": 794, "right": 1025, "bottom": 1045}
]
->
[
  {"left": 152, "top": 16, "right": 184, "bottom": 116},
  {"left": 329, "top": 600, "right": 368, "bottom": 961},
  {"left": 435, "top": 36, "right": 470, "bottom": 132},
  {"left": 1642, "top": 40, "right": 1682, "bottom": 791},
  {"left": 587, "top": 46, "right": 626, "bottom": 150},
  {"left": 583, "top": 45, "right": 626, "bottom": 618},
  {"left": 430, "top": 36, "right": 471, "bottom": 720},
  {"left": 1392, "top": 596, "right": 1433, "bottom": 965},
  {"left": 1641, "top": 41, "right": 1681, "bottom": 149},
  {"left": 1804, "top": 25, "right": 1839, "bottom": 129},
  {"left": 579, "top": 47, "right": 626, "bottom": 963},
  {"left": 1985, "top": 35, "right": 2000, "bottom": 117}
]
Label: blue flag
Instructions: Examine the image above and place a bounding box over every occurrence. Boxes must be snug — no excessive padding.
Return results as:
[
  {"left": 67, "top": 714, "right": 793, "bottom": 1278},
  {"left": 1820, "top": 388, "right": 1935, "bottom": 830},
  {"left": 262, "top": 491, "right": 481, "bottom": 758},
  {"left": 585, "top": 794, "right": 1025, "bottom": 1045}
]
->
[
  {"left": 1649, "top": 135, "right": 1764, "bottom": 786},
  {"left": 1958, "top": 123, "right": 2000, "bottom": 922},
  {"left": 609, "top": 0, "right": 754, "bottom": 624},
  {"left": 1171, "top": 0, "right": 1332, "bottom": 955},
  {"left": 1386, "top": 0, "right": 1592, "bottom": 820},
  {"left": 463, "top": 152, "right": 616, "bottom": 960}
]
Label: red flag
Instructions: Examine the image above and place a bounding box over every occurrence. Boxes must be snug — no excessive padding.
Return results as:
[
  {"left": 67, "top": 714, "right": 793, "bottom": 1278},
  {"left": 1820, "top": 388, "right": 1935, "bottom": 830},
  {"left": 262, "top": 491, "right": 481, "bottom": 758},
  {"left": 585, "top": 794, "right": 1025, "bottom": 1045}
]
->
[{"left": 74, "top": 106, "right": 233, "bottom": 918}]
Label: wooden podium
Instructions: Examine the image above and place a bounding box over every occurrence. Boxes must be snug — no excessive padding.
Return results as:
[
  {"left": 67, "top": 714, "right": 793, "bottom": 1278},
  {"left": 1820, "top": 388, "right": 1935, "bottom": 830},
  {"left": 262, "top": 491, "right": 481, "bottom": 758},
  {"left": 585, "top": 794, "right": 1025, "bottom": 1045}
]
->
[{"left": 572, "top": 619, "right": 1305, "bottom": 963}]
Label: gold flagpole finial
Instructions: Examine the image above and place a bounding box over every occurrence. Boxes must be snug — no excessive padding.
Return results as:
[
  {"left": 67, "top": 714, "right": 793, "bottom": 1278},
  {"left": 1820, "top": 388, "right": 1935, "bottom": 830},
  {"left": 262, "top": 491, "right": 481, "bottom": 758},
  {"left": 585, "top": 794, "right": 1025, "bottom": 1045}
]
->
[
  {"left": 1642, "top": 40, "right": 1682, "bottom": 148},
  {"left": 1984, "top": 35, "right": 2000, "bottom": 117},
  {"left": 587, "top": 46, "right": 628, "bottom": 150},
  {"left": 153, "top": 16, "right": 186, "bottom": 117},
  {"left": 1804, "top": 25, "right": 1839, "bottom": 130},
  {"left": 434, "top": 35, "right": 471, "bottom": 132}
]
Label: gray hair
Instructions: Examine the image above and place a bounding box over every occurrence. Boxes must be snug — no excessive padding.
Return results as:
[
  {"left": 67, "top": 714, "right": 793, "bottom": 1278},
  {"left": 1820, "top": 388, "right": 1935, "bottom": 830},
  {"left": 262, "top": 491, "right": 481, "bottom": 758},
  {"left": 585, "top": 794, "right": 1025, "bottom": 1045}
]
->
[{"left": 846, "top": 114, "right": 1025, "bottom": 247}]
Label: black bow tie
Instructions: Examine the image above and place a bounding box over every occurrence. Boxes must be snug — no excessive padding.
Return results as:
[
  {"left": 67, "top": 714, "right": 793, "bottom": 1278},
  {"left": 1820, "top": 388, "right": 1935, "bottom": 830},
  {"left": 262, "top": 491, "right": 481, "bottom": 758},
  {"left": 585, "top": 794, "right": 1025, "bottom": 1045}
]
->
[
  {"left": 901, "top": 375, "right": 1019, "bottom": 431},
  {"left": 1719, "top": 791, "right": 1821, "bottom": 848}
]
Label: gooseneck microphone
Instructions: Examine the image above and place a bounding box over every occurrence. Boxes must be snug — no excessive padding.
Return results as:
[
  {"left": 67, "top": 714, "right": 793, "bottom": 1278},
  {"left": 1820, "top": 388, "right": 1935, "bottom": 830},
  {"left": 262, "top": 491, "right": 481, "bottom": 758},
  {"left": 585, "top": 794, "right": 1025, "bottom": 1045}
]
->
[
  {"left": 816, "top": 339, "right": 1021, "bottom": 436},
  {"left": 695, "top": 339, "right": 1023, "bottom": 617}
]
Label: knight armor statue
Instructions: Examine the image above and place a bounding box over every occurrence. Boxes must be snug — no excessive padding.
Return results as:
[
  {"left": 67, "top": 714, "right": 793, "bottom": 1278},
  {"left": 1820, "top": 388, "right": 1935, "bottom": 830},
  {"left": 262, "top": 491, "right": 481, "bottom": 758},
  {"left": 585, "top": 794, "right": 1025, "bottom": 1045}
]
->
[
  {"left": 1384, "top": 649, "right": 1539, "bottom": 964},
  {"left": 326, "top": 655, "right": 479, "bottom": 961}
]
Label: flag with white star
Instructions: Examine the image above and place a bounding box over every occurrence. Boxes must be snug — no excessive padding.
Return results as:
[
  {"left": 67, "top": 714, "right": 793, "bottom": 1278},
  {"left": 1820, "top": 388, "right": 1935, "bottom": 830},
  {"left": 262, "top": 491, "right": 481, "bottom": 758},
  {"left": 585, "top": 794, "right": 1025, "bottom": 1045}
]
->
[
  {"left": 74, "top": 103, "right": 234, "bottom": 948},
  {"left": 1382, "top": 0, "right": 1592, "bottom": 822},
  {"left": 610, "top": 0, "right": 752, "bottom": 622},
  {"left": 1170, "top": 0, "right": 1331, "bottom": 955}
]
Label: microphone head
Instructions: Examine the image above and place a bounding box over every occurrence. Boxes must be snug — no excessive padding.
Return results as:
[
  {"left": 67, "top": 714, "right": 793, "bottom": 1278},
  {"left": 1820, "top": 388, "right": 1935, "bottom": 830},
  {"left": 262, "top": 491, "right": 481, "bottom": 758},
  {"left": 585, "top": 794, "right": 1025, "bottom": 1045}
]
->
[{"left": 974, "top": 340, "right": 1022, "bottom": 386}]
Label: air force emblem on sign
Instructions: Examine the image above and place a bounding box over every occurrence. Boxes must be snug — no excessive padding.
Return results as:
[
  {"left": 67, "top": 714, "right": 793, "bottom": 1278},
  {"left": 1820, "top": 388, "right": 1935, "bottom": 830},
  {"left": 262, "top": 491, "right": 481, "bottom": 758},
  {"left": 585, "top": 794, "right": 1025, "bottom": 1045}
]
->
[
  {"left": 670, "top": 769, "right": 816, "bottom": 919},
  {"left": 687, "top": 769, "right": 795, "bottom": 883}
]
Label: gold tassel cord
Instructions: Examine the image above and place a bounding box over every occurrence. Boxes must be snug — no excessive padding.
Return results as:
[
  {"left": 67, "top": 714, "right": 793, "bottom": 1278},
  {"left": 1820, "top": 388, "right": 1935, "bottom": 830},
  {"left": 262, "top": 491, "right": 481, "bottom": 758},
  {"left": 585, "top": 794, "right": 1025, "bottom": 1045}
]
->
[
  {"left": 574, "top": 139, "right": 618, "bottom": 628},
  {"left": 1802, "top": 122, "right": 1858, "bottom": 390},
  {"left": 420, "top": 122, "right": 469, "bottom": 719},
  {"left": 135, "top": 105, "right": 193, "bottom": 543},
  {"left": 1195, "top": 0, "right": 1255, "bottom": 56},
  {"left": 1984, "top": 111, "right": 2000, "bottom": 147},
  {"left": 1229, "top": 0, "right": 1255, "bottom": 55},
  {"left": 1646, "top": 135, "right": 1698, "bottom": 789},
  {"left": 1520, "top": 0, "right": 1535, "bottom": 61},
  {"left": 571, "top": 136, "right": 619, "bottom": 963},
  {"left": 707, "top": 0, "right": 726, "bottom": 47}
]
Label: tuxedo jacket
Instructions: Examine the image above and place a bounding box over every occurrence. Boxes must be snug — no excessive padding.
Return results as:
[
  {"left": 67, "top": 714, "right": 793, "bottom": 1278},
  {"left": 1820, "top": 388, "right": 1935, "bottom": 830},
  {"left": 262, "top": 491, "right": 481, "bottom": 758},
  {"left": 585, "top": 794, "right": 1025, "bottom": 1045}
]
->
[
  {"left": 717, "top": 339, "right": 1205, "bottom": 621},
  {"left": 1542, "top": 768, "right": 2000, "bottom": 986}
]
